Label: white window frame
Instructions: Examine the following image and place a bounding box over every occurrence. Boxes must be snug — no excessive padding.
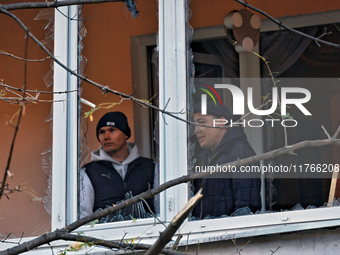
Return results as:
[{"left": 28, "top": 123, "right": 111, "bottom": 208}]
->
[
  {"left": 131, "top": 7, "right": 340, "bottom": 247},
  {"left": 52, "top": 4, "right": 79, "bottom": 230},
  {"left": 2, "top": 4, "right": 340, "bottom": 254},
  {"left": 69, "top": 1, "right": 189, "bottom": 248},
  {"left": 51, "top": 0, "right": 188, "bottom": 249},
  {"left": 52, "top": 0, "right": 189, "bottom": 248}
]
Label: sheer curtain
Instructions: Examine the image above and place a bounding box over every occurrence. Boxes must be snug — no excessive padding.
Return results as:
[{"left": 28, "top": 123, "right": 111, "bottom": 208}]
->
[{"left": 260, "top": 26, "right": 318, "bottom": 77}]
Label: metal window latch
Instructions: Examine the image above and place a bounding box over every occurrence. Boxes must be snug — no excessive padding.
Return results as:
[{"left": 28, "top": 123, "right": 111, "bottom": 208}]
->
[{"left": 168, "top": 196, "right": 172, "bottom": 211}]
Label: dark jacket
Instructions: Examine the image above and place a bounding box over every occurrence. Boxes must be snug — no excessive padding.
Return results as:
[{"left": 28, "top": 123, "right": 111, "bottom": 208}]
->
[
  {"left": 193, "top": 127, "right": 261, "bottom": 218},
  {"left": 85, "top": 157, "right": 155, "bottom": 215}
]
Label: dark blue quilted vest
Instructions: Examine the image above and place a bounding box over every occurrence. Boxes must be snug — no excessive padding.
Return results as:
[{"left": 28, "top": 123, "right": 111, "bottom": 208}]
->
[{"left": 85, "top": 157, "right": 155, "bottom": 214}]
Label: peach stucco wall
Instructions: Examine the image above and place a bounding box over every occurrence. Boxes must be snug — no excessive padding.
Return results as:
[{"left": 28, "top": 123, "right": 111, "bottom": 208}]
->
[
  {"left": 81, "top": 0, "right": 158, "bottom": 155},
  {"left": 0, "top": 0, "right": 339, "bottom": 238},
  {"left": 0, "top": 1, "right": 53, "bottom": 238},
  {"left": 189, "top": 0, "right": 340, "bottom": 28}
]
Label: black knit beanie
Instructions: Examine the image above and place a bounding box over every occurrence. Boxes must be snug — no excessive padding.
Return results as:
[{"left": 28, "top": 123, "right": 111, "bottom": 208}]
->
[{"left": 96, "top": 112, "right": 131, "bottom": 141}]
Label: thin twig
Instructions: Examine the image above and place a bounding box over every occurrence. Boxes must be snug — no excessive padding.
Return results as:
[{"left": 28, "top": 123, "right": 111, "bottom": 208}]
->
[
  {"left": 52, "top": 233, "right": 184, "bottom": 255},
  {"left": 332, "top": 125, "right": 340, "bottom": 139},
  {"left": 270, "top": 245, "right": 281, "bottom": 255},
  {"left": 55, "top": 6, "right": 94, "bottom": 21},
  {"left": 230, "top": 240, "right": 250, "bottom": 255},
  {"left": 171, "top": 235, "right": 183, "bottom": 251},
  {"left": 0, "top": 83, "right": 79, "bottom": 94},
  {"left": 0, "top": 29, "right": 28, "bottom": 200},
  {"left": 315, "top": 27, "right": 332, "bottom": 47},
  {"left": 140, "top": 197, "right": 167, "bottom": 228},
  {"left": 18, "top": 232, "right": 24, "bottom": 245},
  {"left": 0, "top": 234, "right": 12, "bottom": 244},
  {"left": 118, "top": 232, "right": 127, "bottom": 251},
  {"left": 5, "top": 88, "right": 24, "bottom": 100},
  {"left": 185, "top": 232, "right": 191, "bottom": 254},
  {"left": 0, "top": 96, "right": 66, "bottom": 104},
  {"left": 0, "top": 51, "right": 50, "bottom": 62},
  {"left": 322, "top": 125, "right": 331, "bottom": 139},
  {"left": 47, "top": 243, "right": 54, "bottom": 255},
  {"left": 231, "top": 239, "right": 241, "bottom": 255},
  {"left": 252, "top": 52, "right": 289, "bottom": 147}
]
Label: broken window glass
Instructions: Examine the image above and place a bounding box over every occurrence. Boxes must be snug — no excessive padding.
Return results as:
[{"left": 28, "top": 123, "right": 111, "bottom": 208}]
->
[{"left": 188, "top": 18, "right": 340, "bottom": 219}]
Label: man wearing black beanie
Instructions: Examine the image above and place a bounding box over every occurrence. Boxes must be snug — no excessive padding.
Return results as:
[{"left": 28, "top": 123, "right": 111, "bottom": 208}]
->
[
  {"left": 80, "top": 111, "right": 155, "bottom": 221},
  {"left": 192, "top": 102, "right": 261, "bottom": 219}
]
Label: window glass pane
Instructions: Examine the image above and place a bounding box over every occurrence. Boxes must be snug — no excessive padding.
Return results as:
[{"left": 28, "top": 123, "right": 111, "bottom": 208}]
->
[
  {"left": 261, "top": 24, "right": 340, "bottom": 211},
  {"left": 188, "top": 10, "right": 340, "bottom": 219},
  {"left": 188, "top": 9, "right": 264, "bottom": 220},
  {"left": 189, "top": 40, "right": 241, "bottom": 170},
  {"left": 78, "top": 1, "right": 159, "bottom": 223}
]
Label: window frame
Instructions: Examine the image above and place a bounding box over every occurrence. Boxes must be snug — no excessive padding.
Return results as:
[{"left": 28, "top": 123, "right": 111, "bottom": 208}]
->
[
  {"left": 52, "top": 4, "right": 76, "bottom": 230},
  {"left": 29, "top": 5, "right": 340, "bottom": 251},
  {"left": 131, "top": 7, "right": 340, "bottom": 246},
  {"left": 52, "top": 4, "right": 80, "bottom": 230},
  {"left": 52, "top": 0, "right": 189, "bottom": 246}
]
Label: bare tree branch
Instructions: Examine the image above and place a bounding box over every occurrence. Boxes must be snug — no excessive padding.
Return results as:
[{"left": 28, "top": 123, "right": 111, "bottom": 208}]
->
[
  {"left": 140, "top": 197, "right": 167, "bottom": 228},
  {"left": 332, "top": 125, "right": 340, "bottom": 139},
  {"left": 234, "top": 0, "right": 340, "bottom": 49},
  {"left": 0, "top": 50, "right": 50, "bottom": 62},
  {"left": 252, "top": 52, "right": 289, "bottom": 147},
  {"left": 171, "top": 234, "right": 183, "bottom": 250},
  {"left": 2, "top": 6, "right": 339, "bottom": 131},
  {"left": 145, "top": 188, "right": 203, "bottom": 255},
  {"left": 0, "top": 8, "right": 202, "bottom": 128},
  {"left": 0, "top": 29, "right": 29, "bottom": 200},
  {"left": 57, "top": 233, "right": 185, "bottom": 255},
  {"left": 322, "top": 125, "right": 331, "bottom": 139},
  {"left": 0, "top": 231, "right": 184, "bottom": 255},
  {"left": 1, "top": 0, "right": 124, "bottom": 11},
  {"left": 56, "top": 129, "right": 340, "bottom": 232},
  {"left": 0, "top": 234, "right": 13, "bottom": 245},
  {"left": 230, "top": 239, "right": 250, "bottom": 255},
  {"left": 0, "top": 83, "right": 78, "bottom": 94},
  {"left": 2, "top": 129, "right": 340, "bottom": 254},
  {"left": 0, "top": 97, "right": 66, "bottom": 104},
  {"left": 270, "top": 245, "right": 281, "bottom": 254}
]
